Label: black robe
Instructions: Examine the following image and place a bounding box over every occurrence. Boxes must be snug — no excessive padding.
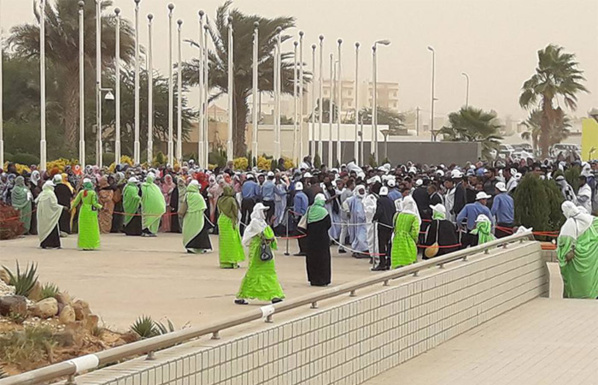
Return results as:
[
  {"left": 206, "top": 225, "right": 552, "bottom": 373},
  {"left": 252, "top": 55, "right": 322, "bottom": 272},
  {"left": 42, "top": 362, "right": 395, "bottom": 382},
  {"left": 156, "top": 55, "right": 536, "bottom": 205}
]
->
[
  {"left": 111, "top": 185, "right": 124, "bottom": 233},
  {"left": 123, "top": 186, "right": 142, "bottom": 236},
  {"left": 41, "top": 225, "right": 61, "bottom": 249},
  {"left": 54, "top": 184, "right": 72, "bottom": 234},
  {"left": 305, "top": 215, "right": 332, "bottom": 286},
  {"left": 423, "top": 219, "right": 459, "bottom": 258},
  {"left": 185, "top": 216, "right": 212, "bottom": 250},
  {"left": 29, "top": 183, "right": 41, "bottom": 236},
  {"left": 169, "top": 187, "right": 181, "bottom": 233}
]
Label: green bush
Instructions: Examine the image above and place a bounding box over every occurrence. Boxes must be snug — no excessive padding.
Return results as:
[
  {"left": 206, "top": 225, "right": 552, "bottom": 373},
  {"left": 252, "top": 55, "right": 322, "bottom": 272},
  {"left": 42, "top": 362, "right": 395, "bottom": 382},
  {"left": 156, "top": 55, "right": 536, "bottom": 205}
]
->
[
  {"left": 40, "top": 283, "right": 60, "bottom": 300},
  {"left": 564, "top": 166, "right": 581, "bottom": 194},
  {"left": 208, "top": 149, "right": 227, "bottom": 168},
  {"left": 514, "top": 174, "right": 564, "bottom": 236},
  {"left": 0, "top": 326, "right": 56, "bottom": 371},
  {"left": 103, "top": 153, "right": 116, "bottom": 166},
  {"left": 2, "top": 262, "right": 38, "bottom": 297},
  {"left": 11, "top": 153, "right": 40, "bottom": 166},
  {"left": 313, "top": 154, "right": 321, "bottom": 169}
]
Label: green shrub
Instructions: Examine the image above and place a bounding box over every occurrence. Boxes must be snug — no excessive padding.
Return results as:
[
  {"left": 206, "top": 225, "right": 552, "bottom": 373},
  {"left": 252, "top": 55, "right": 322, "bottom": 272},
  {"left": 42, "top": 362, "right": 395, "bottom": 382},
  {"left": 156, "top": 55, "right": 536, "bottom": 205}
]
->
[
  {"left": 0, "top": 326, "right": 56, "bottom": 370},
  {"left": 564, "top": 166, "right": 581, "bottom": 194},
  {"left": 514, "top": 174, "right": 564, "bottom": 239},
  {"left": 40, "top": 283, "right": 60, "bottom": 300},
  {"left": 130, "top": 315, "right": 158, "bottom": 339},
  {"left": 313, "top": 154, "right": 321, "bottom": 168},
  {"left": 208, "top": 149, "right": 227, "bottom": 168},
  {"left": 11, "top": 153, "right": 40, "bottom": 167},
  {"left": 2, "top": 262, "right": 38, "bottom": 297}
]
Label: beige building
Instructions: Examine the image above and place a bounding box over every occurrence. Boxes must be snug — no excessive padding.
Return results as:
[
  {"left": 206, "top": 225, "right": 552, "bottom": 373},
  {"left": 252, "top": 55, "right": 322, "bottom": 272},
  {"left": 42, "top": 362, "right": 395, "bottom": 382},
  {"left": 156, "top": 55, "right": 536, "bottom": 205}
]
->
[{"left": 321, "top": 79, "right": 400, "bottom": 115}]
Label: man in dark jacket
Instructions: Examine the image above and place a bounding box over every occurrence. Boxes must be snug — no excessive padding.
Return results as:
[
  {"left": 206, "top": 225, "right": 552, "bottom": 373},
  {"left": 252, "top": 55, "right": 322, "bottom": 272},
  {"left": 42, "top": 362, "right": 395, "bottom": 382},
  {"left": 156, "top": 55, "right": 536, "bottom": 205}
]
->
[{"left": 372, "top": 187, "right": 396, "bottom": 271}]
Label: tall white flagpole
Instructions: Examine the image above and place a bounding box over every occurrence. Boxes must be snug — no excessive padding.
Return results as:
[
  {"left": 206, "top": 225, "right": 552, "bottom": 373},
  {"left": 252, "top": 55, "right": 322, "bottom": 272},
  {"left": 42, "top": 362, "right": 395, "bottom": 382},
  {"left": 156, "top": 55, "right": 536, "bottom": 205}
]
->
[
  {"left": 336, "top": 39, "right": 342, "bottom": 166},
  {"left": 167, "top": 3, "right": 174, "bottom": 166},
  {"left": 318, "top": 35, "right": 324, "bottom": 159},
  {"left": 292, "top": 41, "right": 298, "bottom": 162},
  {"left": 40, "top": 0, "right": 47, "bottom": 170},
  {"left": 251, "top": 22, "right": 259, "bottom": 163},
  {"left": 78, "top": 1, "right": 85, "bottom": 168},
  {"left": 298, "top": 31, "right": 304, "bottom": 161},
  {"left": 354, "top": 42, "right": 360, "bottom": 164},
  {"left": 328, "top": 53, "right": 333, "bottom": 168},
  {"left": 203, "top": 24, "right": 209, "bottom": 168},
  {"left": 226, "top": 16, "right": 234, "bottom": 161},
  {"left": 197, "top": 11, "right": 204, "bottom": 166},
  {"left": 95, "top": 0, "right": 103, "bottom": 168},
  {"left": 274, "top": 27, "right": 282, "bottom": 160},
  {"left": 133, "top": 0, "right": 140, "bottom": 164},
  {"left": 310, "top": 44, "right": 316, "bottom": 158},
  {"left": 176, "top": 19, "right": 183, "bottom": 164},
  {"left": 0, "top": 0, "right": 3, "bottom": 168},
  {"left": 115, "top": 8, "right": 121, "bottom": 163},
  {"left": 147, "top": 14, "right": 154, "bottom": 163}
]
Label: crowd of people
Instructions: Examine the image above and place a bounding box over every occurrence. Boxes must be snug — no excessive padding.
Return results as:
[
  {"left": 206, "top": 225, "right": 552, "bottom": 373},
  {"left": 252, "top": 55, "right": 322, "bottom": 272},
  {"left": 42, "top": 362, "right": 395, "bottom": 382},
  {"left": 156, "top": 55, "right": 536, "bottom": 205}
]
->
[{"left": 1, "top": 153, "right": 598, "bottom": 301}]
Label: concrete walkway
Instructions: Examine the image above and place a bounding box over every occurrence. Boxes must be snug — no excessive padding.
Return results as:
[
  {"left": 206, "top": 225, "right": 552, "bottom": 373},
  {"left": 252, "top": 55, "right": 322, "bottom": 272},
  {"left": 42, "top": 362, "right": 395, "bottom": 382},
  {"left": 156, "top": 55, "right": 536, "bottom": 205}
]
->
[
  {"left": 0, "top": 233, "right": 370, "bottom": 330},
  {"left": 364, "top": 298, "right": 598, "bottom": 385}
]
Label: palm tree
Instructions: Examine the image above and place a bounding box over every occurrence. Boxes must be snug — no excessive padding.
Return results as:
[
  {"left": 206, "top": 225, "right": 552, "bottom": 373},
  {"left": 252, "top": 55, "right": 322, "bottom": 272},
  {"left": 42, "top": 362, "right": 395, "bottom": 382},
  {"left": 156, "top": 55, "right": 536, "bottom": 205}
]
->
[
  {"left": 182, "top": 0, "right": 307, "bottom": 157},
  {"left": 358, "top": 107, "right": 405, "bottom": 133},
  {"left": 8, "top": 0, "right": 135, "bottom": 154},
  {"left": 519, "top": 44, "right": 587, "bottom": 158},
  {"left": 521, "top": 108, "right": 571, "bottom": 155},
  {"left": 438, "top": 106, "right": 503, "bottom": 160}
]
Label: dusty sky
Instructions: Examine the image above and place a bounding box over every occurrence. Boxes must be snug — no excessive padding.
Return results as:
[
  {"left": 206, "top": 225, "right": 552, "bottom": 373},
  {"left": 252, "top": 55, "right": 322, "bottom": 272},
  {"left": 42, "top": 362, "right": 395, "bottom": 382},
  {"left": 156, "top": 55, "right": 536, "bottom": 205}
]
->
[{"left": 2, "top": 0, "right": 597, "bottom": 122}]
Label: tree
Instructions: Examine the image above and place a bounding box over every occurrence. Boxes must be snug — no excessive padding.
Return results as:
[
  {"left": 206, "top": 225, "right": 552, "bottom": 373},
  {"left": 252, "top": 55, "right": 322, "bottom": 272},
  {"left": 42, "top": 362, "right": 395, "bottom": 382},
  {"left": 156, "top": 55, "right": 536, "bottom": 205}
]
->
[
  {"left": 521, "top": 108, "right": 571, "bottom": 155},
  {"left": 182, "top": 0, "right": 307, "bottom": 157},
  {"left": 358, "top": 107, "right": 405, "bottom": 133},
  {"left": 309, "top": 98, "right": 338, "bottom": 123},
  {"left": 513, "top": 174, "right": 564, "bottom": 236},
  {"left": 438, "top": 106, "right": 503, "bottom": 160},
  {"left": 8, "top": 0, "right": 135, "bottom": 153},
  {"left": 519, "top": 44, "right": 587, "bottom": 158}
]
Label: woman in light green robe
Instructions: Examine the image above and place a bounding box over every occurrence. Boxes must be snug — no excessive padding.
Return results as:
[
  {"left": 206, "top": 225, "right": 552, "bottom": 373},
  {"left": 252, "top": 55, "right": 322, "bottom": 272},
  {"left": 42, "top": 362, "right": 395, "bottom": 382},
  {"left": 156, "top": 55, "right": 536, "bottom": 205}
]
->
[
  {"left": 557, "top": 201, "right": 598, "bottom": 299},
  {"left": 181, "top": 181, "right": 211, "bottom": 253},
  {"left": 390, "top": 196, "right": 420, "bottom": 269},
  {"left": 36, "top": 181, "right": 64, "bottom": 249},
  {"left": 141, "top": 172, "right": 166, "bottom": 236},
  {"left": 217, "top": 185, "right": 245, "bottom": 268},
  {"left": 11, "top": 176, "right": 32, "bottom": 234},
  {"left": 123, "top": 177, "right": 142, "bottom": 236},
  {"left": 235, "top": 203, "right": 285, "bottom": 304},
  {"left": 71, "top": 179, "right": 102, "bottom": 250}
]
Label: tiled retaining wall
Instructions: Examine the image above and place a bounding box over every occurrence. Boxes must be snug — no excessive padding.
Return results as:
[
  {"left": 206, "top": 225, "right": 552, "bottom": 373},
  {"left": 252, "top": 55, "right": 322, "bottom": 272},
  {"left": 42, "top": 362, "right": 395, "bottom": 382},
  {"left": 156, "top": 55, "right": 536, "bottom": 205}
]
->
[{"left": 78, "top": 241, "right": 546, "bottom": 385}]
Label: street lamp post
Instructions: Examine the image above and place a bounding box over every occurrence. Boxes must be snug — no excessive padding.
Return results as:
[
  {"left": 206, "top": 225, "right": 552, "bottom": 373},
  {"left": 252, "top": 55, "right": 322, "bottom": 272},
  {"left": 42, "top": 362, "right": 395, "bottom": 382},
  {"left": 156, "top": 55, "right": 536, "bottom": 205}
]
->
[
  {"left": 427, "top": 46, "right": 436, "bottom": 142},
  {"left": 251, "top": 22, "right": 259, "bottom": 163},
  {"left": 0, "top": 0, "right": 3, "bottom": 168},
  {"left": 78, "top": 1, "right": 85, "bottom": 168},
  {"left": 328, "top": 53, "right": 334, "bottom": 168},
  {"left": 40, "top": 0, "right": 47, "bottom": 170},
  {"left": 311, "top": 44, "right": 316, "bottom": 157},
  {"left": 176, "top": 19, "right": 183, "bottom": 164},
  {"left": 227, "top": 16, "right": 234, "bottom": 161},
  {"left": 274, "top": 27, "right": 282, "bottom": 161},
  {"left": 461, "top": 72, "right": 470, "bottom": 108},
  {"left": 354, "top": 42, "right": 359, "bottom": 164},
  {"left": 203, "top": 24, "right": 209, "bottom": 168},
  {"left": 336, "top": 39, "right": 342, "bottom": 166},
  {"left": 318, "top": 35, "right": 324, "bottom": 159},
  {"left": 293, "top": 41, "right": 298, "bottom": 162},
  {"left": 115, "top": 8, "right": 121, "bottom": 164},
  {"left": 197, "top": 11, "right": 204, "bottom": 166},
  {"left": 95, "top": 0, "right": 101, "bottom": 167},
  {"left": 133, "top": 0, "right": 141, "bottom": 164},
  {"left": 147, "top": 14, "right": 154, "bottom": 163},
  {"left": 372, "top": 39, "right": 390, "bottom": 164},
  {"left": 167, "top": 3, "right": 174, "bottom": 166},
  {"left": 298, "top": 31, "right": 304, "bottom": 161}
]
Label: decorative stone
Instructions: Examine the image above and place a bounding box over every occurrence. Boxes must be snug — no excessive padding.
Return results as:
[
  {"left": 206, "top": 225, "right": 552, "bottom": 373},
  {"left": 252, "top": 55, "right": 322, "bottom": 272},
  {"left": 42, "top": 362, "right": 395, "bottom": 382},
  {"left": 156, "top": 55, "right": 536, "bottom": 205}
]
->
[
  {"left": 73, "top": 300, "right": 91, "bottom": 321},
  {"left": 0, "top": 269, "right": 10, "bottom": 284},
  {"left": 85, "top": 314, "right": 100, "bottom": 332},
  {"left": 54, "top": 329, "right": 76, "bottom": 347},
  {"left": 32, "top": 298, "right": 59, "bottom": 319},
  {"left": 0, "top": 295, "right": 27, "bottom": 317},
  {"left": 59, "top": 304, "right": 76, "bottom": 324},
  {"left": 28, "top": 281, "right": 42, "bottom": 301},
  {"left": 55, "top": 292, "right": 71, "bottom": 306}
]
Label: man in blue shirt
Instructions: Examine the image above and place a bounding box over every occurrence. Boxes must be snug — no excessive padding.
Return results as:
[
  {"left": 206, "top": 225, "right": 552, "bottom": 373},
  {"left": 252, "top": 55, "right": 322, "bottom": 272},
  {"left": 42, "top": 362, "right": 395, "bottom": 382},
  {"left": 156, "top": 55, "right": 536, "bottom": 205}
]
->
[
  {"left": 491, "top": 182, "right": 515, "bottom": 238},
  {"left": 261, "top": 171, "right": 276, "bottom": 224},
  {"left": 456, "top": 191, "right": 494, "bottom": 248},
  {"left": 293, "top": 181, "right": 309, "bottom": 256},
  {"left": 387, "top": 179, "right": 402, "bottom": 202},
  {"left": 240, "top": 174, "right": 261, "bottom": 235}
]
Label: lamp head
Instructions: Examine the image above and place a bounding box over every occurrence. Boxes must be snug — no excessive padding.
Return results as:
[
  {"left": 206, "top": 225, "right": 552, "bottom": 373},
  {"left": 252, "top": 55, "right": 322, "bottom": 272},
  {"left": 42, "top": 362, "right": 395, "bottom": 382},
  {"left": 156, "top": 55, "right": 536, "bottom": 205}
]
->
[
  {"left": 253, "top": 21, "right": 259, "bottom": 29},
  {"left": 355, "top": 42, "right": 360, "bottom": 48},
  {"left": 228, "top": 16, "right": 233, "bottom": 23},
  {"left": 312, "top": 44, "right": 316, "bottom": 50},
  {"left": 148, "top": 13, "right": 153, "bottom": 21},
  {"left": 105, "top": 91, "right": 115, "bottom": 101},
  {"left": 177, "top": 19, "right": 183, "bottom": 26},
  {"left": 294, "top": 41, "right": 298, "bottom": 47},
  {"left": 299, "top": 31, "right": 304, "bottom": 37},
  {"left": 319, "top": 35, "right": 324, "bottom": 41},
  {"left": 78, "top": 1, "right": 85, "bottom": 8},
  {"left": 134, "top": 0, "right": 141, "bottom": 4},
  {"left": 427, "top": 46, "right": 434, "bottom": 52},
  {"left": 338, "top": 38, "right": 342, "bottom": 45},
  {"left": 115, "top": 8, "right": 120, "bottom": 15},
  {"left": 198, "top": 10, "right": 204, "bottom": 17},
  {"left": 376, "top": 39, "right": 391, "bottom": 46},
  {"left": 168, "top": 3, "right": 174, "bottom": 11}
]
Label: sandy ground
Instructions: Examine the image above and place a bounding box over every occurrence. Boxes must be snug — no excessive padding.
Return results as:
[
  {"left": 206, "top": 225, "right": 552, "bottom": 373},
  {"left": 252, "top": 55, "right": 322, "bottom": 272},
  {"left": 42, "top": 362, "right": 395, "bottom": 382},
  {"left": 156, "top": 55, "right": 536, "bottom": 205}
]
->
[{"left": 0, "top": 233, "right": 373, "bottom": 331}]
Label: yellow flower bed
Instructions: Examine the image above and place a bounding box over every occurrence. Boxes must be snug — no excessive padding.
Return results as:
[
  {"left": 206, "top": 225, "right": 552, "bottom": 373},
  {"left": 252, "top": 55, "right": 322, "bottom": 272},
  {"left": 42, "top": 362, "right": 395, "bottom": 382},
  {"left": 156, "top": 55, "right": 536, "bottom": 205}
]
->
[
  {"left": 233, "top": 157, "right": 248, "bottom": 171},
  {"left": 3, "top": 163, "right": 31, "bottom": 175}
]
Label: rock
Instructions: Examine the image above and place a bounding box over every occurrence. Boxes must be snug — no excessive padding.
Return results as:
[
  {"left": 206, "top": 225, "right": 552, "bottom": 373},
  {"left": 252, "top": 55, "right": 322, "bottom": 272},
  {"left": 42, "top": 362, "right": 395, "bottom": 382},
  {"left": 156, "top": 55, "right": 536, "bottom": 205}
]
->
[
  {"left": 55, "top": 292, "right": 71, "bottom": 306},
  {"left": 0, "top": 280, "right": 15, "bottom": 296},
  {"left": 85, "top": 314, "right": 100, "bottom": 332},
  {"left": 121, "top": 331, "right": 140, "bottom": 344},
  {"left": 0, "top": 269, "right": 10, "bottom": 284},
  {"left": 0, "top": 295, "right": 28, "bottom": 318},
  {"left": 73, "top": 300, "right": 91, "bottom": 321},
  {"left": 32, "top": 298, "right": 59, "bottom": 319},
  {"left": 59, "top": 304, "right": 76, "bottom": 324},
  {"left": 28, "top": 281, "right": 42, "bottom": 301},
  {"left": 54, "top": 329, "right": 76, "bottom": 347}
]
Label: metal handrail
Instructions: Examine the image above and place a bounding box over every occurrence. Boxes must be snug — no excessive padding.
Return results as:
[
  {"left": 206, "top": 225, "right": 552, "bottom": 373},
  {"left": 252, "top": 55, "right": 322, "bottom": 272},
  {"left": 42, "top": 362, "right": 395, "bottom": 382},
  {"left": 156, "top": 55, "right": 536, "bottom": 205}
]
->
[{"left": 0, "top": 231, "right": 535, "bottom": 385}]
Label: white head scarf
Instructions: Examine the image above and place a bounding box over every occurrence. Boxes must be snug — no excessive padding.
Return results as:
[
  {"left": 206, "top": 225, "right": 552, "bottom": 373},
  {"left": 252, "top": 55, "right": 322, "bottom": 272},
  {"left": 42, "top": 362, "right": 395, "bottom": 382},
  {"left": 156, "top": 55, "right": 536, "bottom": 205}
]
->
[
  {"left": 242, "top": 203, "right": 269, "bottom": 247},
  {"left": 401, "top": 195, "right": 421, "bottom": 224},
  {"left": 560, "top": 201, "right": 594, "bottom": 239},
  {"left": 52, "top": 174, "right": 62, "bottom": 183},
  {"left": 36, "top": 180, "right": 63, "bottom": 242},
  {"left": 354, "top": 185, "right": 366, "bottom": 199}
]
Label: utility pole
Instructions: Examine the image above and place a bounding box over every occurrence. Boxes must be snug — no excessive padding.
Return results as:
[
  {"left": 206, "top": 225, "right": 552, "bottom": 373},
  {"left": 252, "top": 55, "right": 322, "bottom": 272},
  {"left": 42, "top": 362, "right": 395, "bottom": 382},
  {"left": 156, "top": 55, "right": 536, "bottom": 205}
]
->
[{"left": 416, "top": 107, "right": 420, "bottom": 136}]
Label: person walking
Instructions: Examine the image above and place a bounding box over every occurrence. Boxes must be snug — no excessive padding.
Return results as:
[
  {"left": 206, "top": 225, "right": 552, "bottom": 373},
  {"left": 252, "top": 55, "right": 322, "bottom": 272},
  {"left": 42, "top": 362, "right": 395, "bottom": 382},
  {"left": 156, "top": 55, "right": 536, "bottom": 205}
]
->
[
  {"left": 71, "top": 179, "right": 102, "bottom": 250},
  {"left": 11, "top": 176, "right": 33, "bottom": 234},
  {"left": 123, "top": 177, "right": 142, "bottom": 236},
  {"left": 390, "top": 196, "right": 420, "bottom": 269},
  {"left": 293, "top": 181, "right": 309, "bottom": 256},
  {"left": 97, "top": 177, "right": 114, "bottom": 234},
  {"left": 240, "top": 174, "right": 260, "bottom": 234},
  {"left": 304, "top": 194, "right": 332, "bottom": 286},
  {"left": 235, "top": 203, "right": 285, "bottom": 304},
  {"left": 372, "top": 187, "right": 395, "bottom": 271},
  {"left": 141, "top": 173, "right": 166, "bottom": 237},
  {"left": 36, "top": 181, "right": 65, "bottom": 249},
  {"left": 181, "top": 180, "right": 212, "bottom": 253},
  {"left": 217, "top": 185, "right": 244, "bottom": 268},
  {"left": 160, "top": 174, "right": 175, "bottom": 232},
  {"left": 53, "top": 174, "right": 73, "bottom": 235},
  {"left": 491, "top": 182, "right": 515, "bottom": 238}
]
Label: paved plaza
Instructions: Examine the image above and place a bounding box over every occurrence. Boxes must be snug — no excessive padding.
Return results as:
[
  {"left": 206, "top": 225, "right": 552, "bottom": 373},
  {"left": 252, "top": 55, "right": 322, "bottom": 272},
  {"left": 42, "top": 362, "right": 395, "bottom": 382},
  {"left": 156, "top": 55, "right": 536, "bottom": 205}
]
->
[
  {"left": 365, "top": 298, "right": 598, "bottom": 385},
  {"left": 0, "top": 233, "right": 369, "bottom": 330}
]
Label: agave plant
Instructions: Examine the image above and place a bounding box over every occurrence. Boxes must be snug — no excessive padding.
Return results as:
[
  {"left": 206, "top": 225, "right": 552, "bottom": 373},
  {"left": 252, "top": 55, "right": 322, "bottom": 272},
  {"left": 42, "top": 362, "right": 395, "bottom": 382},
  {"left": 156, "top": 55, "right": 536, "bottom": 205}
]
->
[
  {"left": 154, "top": 319, "right": 176, "bottom": 336},
  {"left": 2, "top": 262, "right": 38, "bottom": 297},
  {"left": 40, "top": 283, "right": 60, "bottom": 300},
  {"left": 0, "top": 365, "right": 7, "bottom": 379},
  {"left": 130, "top": 316, "right": 158, "bottom": 339}
]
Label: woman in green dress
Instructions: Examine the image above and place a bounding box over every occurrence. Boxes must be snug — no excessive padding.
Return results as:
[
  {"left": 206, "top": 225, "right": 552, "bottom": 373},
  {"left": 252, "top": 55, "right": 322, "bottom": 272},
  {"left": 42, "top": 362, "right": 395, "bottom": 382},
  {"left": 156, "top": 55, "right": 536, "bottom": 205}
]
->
[
  {"left": 141, "top": 172, "right": 166, "bottom": 237},
  {"left": 390, "top": 196, "right": 420, "bottom": 269},
  {"left": 11, "top": 176, "right": 33, "bottom": 234},
  {"left": 181, "top": 180, "right": 212, "bottom": 253},
  {"left": 557, "top": 201, "right": 598, "bottom": 299},
  {"left": 217, "top": 185, "right": 245, "bottom": 268},
  {"left": 123, "top": 177, "right": 142, "bottom": 236},
  {"left": 235, "top": 203, "right": 285, "bottom": 305},
  {"left": 471, "top": 214, "right": 495, "bottom": 245},
  {"left": 71, "top": 178, "right": 102, "bottom": 250}
]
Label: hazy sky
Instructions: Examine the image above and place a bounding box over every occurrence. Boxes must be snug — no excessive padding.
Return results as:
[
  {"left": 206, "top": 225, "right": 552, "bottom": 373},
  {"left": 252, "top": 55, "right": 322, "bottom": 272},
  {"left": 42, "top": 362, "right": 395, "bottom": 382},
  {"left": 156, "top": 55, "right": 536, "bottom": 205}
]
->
[{"left": 2, "top": 0, "right": 597, "bottom": 122}]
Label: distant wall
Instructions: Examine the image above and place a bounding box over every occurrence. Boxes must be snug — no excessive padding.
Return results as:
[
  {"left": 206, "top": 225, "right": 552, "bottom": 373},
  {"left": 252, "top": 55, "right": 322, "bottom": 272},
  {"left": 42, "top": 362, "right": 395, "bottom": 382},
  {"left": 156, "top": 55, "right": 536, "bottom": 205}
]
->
[
  {"left": 78, "top": 241, "right": 545, "bottom": 385},
  {"left": 312, "top": 141, "right": 481, "bottom": 166}
]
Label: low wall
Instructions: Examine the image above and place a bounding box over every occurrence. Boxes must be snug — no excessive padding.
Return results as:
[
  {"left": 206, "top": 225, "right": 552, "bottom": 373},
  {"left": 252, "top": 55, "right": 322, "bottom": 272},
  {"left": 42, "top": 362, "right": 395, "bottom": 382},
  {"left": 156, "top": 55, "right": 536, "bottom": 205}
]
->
[{"left": 77, "top": 241, "right": 546, "bottom": 385}]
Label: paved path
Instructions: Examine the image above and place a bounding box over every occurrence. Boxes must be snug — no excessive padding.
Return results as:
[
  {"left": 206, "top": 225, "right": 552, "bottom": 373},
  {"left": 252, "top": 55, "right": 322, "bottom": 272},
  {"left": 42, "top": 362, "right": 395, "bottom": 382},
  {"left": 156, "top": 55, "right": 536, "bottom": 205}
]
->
[
  {"left": 364, "top": 298, "right": 598, "bottom": 385},
  {"left": 0, "top": 233, "right": 371, "bottom": 330}
]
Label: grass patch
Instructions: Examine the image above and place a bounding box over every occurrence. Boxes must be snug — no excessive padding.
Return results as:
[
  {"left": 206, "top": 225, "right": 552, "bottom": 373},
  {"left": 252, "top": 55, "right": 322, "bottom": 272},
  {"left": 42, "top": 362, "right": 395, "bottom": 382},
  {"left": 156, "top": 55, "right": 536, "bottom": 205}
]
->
[{"left": 0, "top": 326, "right": 56, "bottom": 371}]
